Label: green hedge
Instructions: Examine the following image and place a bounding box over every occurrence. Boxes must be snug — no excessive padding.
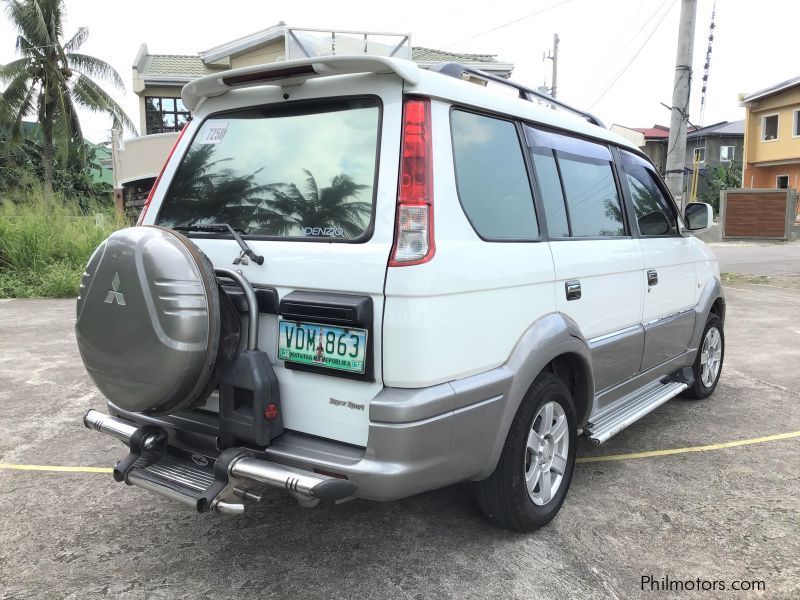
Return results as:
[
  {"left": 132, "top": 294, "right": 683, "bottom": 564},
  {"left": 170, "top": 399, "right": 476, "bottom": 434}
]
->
[{"left": 0, "top": 193, "right": 124, "bottom": 298}]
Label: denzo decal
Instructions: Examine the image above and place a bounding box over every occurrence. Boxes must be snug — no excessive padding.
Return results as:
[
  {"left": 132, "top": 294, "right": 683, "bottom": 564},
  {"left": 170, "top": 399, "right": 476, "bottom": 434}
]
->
[{"left": 303, "top": 226, "right": 345, "bottom": 238}]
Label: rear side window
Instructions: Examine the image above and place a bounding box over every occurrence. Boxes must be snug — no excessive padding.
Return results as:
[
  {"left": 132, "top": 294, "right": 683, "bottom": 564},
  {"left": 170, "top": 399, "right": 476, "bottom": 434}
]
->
[
  {"left": 530, "top": 148, "right": 569, "bottom": 237},
  {"left": 619, "top": 150, "right": 678, "bottom": 236},
  {"left": 451, "top": 110, "right": 538, "bottom": 240},
  {"left": 156, "top": 98, "right": 380, "bottom": 240},
  {"left": 526, "top": 126, "right": 626, "bottom": 238}
]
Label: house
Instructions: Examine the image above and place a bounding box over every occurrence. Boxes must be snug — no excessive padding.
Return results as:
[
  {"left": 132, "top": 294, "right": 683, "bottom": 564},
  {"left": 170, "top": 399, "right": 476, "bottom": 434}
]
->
[
  {"left": 609, "top": 124, "right": 670, "bottom": 173},
  {"left": 684, "top": 120, "right": 745, "bottom": 198},
  {"left": 740, "top": 75, "right": 800, "bottom": 190},
  {"left": 610, "top": 121, "right": 744, "bottom": 199},
  {"left": 113, "top": 24, "right": 514, "bottom": 211}
]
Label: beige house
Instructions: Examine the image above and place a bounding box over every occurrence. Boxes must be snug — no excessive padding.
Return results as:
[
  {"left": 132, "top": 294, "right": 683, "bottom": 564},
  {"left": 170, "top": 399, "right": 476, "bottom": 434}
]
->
[{"left": 113, "top": 23, "right": 514, "bottom": 211}]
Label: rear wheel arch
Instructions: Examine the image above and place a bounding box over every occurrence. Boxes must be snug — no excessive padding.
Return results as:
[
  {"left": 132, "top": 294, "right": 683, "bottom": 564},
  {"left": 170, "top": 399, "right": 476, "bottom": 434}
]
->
[
  {"left": 544, "top": 353, "right": 593, "bottom": 427},
  {"left": 476, "top": 313, "right": 594, "bottom": 480},
  {"left": 710, "top": 296, "right": 726, "bottom": 324}
]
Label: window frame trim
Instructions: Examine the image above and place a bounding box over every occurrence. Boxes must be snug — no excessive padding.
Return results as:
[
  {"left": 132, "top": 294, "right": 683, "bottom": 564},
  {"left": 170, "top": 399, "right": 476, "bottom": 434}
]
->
[
  {"left": 761, "top": 112, "right": 780, "bottom": 142},
  {"left": 692, "top": 145, "right": 706, "bottom": 164},
  {"left": 616, "top": 147, "right": 683, "bottom": 239},
  {"left": 523, "top": 122, "right": 632, "bottom": 241},
  {"left": 793, "top": 109, "right": 800, "bottom": 139},
  {"left": 144, "top": 95, "right": 191, "bottom": 135},
  {"left": 448, "top": 105, "right": 544, "bottom": 243},
  {"left": 719, "top": 145, "right": 735, "bottom": 162},
  {"left": 153, "top": 94, "right": 384, "bottom": 245}
]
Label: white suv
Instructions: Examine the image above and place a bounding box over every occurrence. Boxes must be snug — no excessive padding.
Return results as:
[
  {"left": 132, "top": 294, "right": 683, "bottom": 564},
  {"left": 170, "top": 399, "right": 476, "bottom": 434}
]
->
[{"left": 78, "top": 56, "right": 724, "bottom": 531}]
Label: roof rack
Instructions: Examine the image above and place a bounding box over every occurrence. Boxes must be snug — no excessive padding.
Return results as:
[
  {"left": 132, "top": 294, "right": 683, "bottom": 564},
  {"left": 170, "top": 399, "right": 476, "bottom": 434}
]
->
[{"left": 430, "top": 62, "right": 605, "bottom": 128}]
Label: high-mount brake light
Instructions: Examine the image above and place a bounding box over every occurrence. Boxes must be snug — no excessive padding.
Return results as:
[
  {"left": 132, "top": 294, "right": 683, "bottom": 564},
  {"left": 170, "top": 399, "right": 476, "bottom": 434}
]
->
[
  {"left": 137, "top": 124, "right": 189, "bottom": 225},
  {"left": 389, "top": 97, "right": 434, "bottom": 266}
]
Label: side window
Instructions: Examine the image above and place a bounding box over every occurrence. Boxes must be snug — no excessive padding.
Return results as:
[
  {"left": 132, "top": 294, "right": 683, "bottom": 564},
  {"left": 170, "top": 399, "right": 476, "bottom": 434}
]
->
[
  {"left": 526, "top": 126, "right": 626, "bottom": 238},
  {"left": 530, "top": 148, "right": 570, "bottom": 237},
  {"left": 451, "top": 110, "right": 538, "bottom": 240},
  {"left": 619, "top": 150, "right": 678, "bottom": 236}
]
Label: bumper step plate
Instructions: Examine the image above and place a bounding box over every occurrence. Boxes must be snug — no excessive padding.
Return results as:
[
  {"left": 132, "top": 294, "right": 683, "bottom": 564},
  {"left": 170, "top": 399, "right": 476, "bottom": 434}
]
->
[{"left": 85, "top": 410, "right": 356, "bottom": 513}]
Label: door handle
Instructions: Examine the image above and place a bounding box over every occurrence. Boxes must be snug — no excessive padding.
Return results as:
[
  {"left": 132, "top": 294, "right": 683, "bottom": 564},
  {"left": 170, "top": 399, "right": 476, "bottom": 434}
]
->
[
  {"left": 565, "top": 280, "right": 581, "bottom": 301},
  {"left": 647, "top": 270, "right": 659, "bottom": 286}
]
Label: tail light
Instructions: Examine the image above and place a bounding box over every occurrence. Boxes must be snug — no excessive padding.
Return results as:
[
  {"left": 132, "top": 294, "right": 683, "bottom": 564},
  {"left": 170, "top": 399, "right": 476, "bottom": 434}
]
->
[
  {"left": 389, "top": 97, "right": 434, "bottom": 266},
  {"left": 137, "top": 124, "right": 189, "bottom": 225}
]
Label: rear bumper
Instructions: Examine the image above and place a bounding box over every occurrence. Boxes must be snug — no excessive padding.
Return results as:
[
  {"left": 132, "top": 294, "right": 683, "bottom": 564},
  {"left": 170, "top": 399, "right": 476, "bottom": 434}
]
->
[{"left": 107, "top": 367, "right": 512, "bottom": 501}]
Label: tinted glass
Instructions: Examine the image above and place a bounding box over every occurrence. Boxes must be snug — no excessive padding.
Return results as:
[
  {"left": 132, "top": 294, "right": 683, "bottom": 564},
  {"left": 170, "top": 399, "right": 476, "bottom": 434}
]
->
[
  {"left": 557, "top": 150, "right": 625, "bottom": 237},
  {"left": 451, "top": 111, "right": 538, "bottom": 240},
  {"left": 530, "top": 147, "right": 569, "bottom": 237},
  {"left": 157, "top": 98, "right": 380, "bottom": 240},
  {"left": 620, "top": 150, "right": 677, "bottom": 236}
]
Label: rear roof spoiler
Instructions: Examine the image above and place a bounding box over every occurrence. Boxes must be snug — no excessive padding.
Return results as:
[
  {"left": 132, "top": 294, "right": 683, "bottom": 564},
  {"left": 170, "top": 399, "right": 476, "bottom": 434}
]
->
[{"left": 182, "top": 55, "right": 420, "bottom": 111}]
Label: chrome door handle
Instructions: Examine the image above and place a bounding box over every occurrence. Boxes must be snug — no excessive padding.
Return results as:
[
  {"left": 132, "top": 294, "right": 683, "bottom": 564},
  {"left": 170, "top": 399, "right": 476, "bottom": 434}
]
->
[
  {"left": 565, "top": 280, "right": 581, "bottom": 301},
  {"left": 647, "top": 270, "right": 659, "bottom": 286}
]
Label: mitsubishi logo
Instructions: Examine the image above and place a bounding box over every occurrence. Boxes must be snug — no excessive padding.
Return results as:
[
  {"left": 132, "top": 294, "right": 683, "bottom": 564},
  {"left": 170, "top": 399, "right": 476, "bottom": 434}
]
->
[
  {"left": 233, "top": 250, "right": 249, "bottom": 266},
  {"left": 104, "top": 272, "right": 126, "bottom": 306}
]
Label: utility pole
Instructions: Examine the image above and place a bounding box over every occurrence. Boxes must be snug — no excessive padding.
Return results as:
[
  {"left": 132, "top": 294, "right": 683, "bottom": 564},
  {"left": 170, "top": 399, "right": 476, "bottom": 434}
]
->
[
  {"left": 545, "top": 33, "right": 559, "bottom": 98},
  {"left": 664, "top": 0, "right": 698, "bottom": 209}
]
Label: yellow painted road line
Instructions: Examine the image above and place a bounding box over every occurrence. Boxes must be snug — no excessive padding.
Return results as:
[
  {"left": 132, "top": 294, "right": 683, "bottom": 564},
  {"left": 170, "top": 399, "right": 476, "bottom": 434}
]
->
[
  {"left": 0, "top": 464, "right": 112, "bottom": 473},
  {"left": 577, "top": 430, "right": 800, "bottom": 464},
  {"left": 1, "top": 431, "right": 799, "bottom": 473}
]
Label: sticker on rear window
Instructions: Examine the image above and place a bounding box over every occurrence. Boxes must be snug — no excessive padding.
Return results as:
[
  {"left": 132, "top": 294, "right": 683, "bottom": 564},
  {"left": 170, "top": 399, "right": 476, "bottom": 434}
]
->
[{"left": 199, "top": 122, "right": 228, "bottom": 144}]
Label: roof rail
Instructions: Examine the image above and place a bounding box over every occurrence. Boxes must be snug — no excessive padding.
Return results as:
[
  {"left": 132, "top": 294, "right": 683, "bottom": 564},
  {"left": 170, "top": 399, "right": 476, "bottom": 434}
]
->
[{"left": 430, "top": 62, "right": 605, "bottom": 128}]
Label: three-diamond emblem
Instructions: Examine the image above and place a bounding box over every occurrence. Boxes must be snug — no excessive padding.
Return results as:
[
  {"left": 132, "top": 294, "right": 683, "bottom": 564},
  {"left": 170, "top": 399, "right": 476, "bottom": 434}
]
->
[{"left": 104, "top": 272, "right": 126, "bottom": 306}]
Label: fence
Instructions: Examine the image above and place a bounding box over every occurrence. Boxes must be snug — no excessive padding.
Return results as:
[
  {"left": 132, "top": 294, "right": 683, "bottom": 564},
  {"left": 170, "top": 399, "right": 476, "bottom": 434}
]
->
[{"left": 720, "top": 188, "right": 798, "bottom": 240}]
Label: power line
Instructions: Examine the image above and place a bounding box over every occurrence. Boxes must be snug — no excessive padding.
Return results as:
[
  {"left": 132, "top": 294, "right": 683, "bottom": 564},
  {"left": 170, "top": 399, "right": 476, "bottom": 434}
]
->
[
  {"left": 584, "top": 0, "right": 667, "bottom": 91},
  {"left": 442, "top": 0, "right": 578, "bottom": 49},
  {"left": 587, "top": 0, "right": 678, "bottom": 109}
]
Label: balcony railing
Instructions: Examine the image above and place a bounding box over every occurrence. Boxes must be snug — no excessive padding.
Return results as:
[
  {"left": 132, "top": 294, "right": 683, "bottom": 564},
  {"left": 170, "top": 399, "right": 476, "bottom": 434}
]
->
[{"left": 286, "top": 27, "right": 411, "bottom": 61}]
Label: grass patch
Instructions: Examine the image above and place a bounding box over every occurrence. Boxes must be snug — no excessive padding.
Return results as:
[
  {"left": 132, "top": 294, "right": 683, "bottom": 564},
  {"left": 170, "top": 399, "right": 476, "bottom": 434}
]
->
[
  {"left": 720, "top": 272, "right": 773, "bottom": 285},
  {"left": 0, "top": 191, "right": 125, "bottom": 298}
]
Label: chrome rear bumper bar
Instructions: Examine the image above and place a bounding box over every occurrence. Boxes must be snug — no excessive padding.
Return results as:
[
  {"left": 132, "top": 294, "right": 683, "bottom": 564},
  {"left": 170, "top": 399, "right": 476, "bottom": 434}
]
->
[{"left": 83, "top": 409, "right": 356, "bottom": 513}]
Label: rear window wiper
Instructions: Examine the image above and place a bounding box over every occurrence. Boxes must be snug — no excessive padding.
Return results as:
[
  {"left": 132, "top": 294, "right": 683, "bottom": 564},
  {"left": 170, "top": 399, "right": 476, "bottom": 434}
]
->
[{"left": 172, "top": 223, "right": 265, "bottom": 265}]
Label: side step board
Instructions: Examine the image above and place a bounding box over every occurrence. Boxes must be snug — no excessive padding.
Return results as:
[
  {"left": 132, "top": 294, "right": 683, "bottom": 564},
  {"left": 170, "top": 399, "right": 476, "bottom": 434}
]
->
[
  {"left": 84, "top": 410, "right": 357, "bottom": 513},
  {"left": 586, "top": 380, "right": 688, "bottom": 444}
]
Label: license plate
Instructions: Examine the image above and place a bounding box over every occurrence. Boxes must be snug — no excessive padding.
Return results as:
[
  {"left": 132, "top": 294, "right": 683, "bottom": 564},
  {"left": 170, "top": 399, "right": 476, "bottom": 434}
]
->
[{"left": 278, "top": 320, "right": 368, "bottom": 374}]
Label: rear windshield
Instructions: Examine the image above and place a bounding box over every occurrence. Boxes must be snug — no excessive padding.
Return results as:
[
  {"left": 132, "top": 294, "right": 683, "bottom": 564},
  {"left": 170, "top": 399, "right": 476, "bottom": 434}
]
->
[{"left": 156, "top": 98, "right": 380, "bottom": 240}]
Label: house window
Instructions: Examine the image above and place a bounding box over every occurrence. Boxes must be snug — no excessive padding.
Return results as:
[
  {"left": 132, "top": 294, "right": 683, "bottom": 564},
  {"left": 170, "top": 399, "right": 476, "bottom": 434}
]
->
[
  {"left": 145, "top": 97, "right": 190, "bottom": 134},
  {"left": 720, "top": 145, "right": 735, "bottom": 162},
  {"left": 794, "top": 109, "right": 800, "bottom": 137},
  {"left": 693, "top": 147, "right": 706, "bottom": 163},
  {"left": 776, "top": 175, "right": 789, "bottom": 189},
  {"left": 762, "top": 114, "right": 779, "bottom": 141}
]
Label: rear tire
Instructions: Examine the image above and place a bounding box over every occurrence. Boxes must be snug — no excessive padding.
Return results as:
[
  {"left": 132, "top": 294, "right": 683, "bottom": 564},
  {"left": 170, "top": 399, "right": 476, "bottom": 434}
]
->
[
  {"left": 474, "top": 372, "right": 577, "bottom": 532},
  {"left": 682, "top": 313, "right": 724, "bottom": 400}
]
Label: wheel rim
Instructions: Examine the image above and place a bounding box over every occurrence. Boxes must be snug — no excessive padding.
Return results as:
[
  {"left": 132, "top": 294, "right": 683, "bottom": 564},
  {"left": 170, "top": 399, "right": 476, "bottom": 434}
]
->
[
  {"left": 700, "top": 326, "right": 723, "bottom": 388},
  {"left": 525, "top": 401, "right": 569, "bottom": 506}
]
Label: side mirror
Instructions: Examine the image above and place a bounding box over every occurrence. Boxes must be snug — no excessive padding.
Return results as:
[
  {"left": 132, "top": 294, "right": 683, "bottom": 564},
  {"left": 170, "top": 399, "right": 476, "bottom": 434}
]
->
[
  {"left": 638, "top": 211, "right": 671, "bottom": 236},
  {"left": 684, "top": 202, "right": 713, "bottom": 232}
]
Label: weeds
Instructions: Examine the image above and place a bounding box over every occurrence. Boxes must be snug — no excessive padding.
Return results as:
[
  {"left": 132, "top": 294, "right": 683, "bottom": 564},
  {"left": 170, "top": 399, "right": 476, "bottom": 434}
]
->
[{"left": 0, "top": 189, "right": 124, "bottom": 298}]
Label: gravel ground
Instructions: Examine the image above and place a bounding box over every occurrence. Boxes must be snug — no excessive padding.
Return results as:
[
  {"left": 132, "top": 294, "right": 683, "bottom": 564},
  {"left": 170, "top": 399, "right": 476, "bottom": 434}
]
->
[{"left": 1, "top": 276, "right": 798, "bottom": 599}]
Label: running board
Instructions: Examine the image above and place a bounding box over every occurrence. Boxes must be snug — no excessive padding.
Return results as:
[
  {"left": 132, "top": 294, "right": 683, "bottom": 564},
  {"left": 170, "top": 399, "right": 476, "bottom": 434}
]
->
[{"left": 586, "top": 380, "right": 688, "bottom": 444}]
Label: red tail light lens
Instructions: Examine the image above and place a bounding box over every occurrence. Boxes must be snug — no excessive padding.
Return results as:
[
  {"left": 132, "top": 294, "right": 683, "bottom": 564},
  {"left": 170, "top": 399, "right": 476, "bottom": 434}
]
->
[
  {"left": 390, "top": 97, "right": 434, "bottom": 266},
  {"left": 137, "top": 123, "right": 189, "bottom": 225}
]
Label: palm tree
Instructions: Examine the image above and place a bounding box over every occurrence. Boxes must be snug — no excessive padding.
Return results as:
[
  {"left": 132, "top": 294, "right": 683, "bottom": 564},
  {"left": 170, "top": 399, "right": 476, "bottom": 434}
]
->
[
  {"left": 265, "top": 170, "right": 371, "bottom": 236},
  {"left": 0, "top": 0, "right": 137, "bottom": 192}
]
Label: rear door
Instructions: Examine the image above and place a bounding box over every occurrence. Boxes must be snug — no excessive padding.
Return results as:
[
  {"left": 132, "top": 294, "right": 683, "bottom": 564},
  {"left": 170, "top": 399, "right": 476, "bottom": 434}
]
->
[
  {"left": 525, "top": 126, "right": 645, "bottom": 396},
  {"left": 144, "top": 73, "right": 403, "bottom": 447},
  {"left": 617, "top": 149, "right": 697, "bottom": 370}
]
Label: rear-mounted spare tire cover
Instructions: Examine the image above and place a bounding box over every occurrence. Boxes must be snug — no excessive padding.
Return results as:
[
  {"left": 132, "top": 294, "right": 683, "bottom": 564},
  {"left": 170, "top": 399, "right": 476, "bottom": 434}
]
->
[{"left": 76, "top": 226, "right": 230, "bottom": 415}]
